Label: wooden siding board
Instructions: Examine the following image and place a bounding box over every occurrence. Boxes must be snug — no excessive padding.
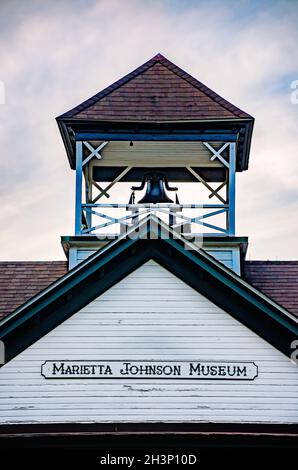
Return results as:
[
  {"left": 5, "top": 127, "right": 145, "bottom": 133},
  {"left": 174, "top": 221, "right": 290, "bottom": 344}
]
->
[
  {"left": 0, "top": 261, "right": 297, "bottom": 425},
  {"left": 90, "top": 141, "right": 223, "bottom": 168}
]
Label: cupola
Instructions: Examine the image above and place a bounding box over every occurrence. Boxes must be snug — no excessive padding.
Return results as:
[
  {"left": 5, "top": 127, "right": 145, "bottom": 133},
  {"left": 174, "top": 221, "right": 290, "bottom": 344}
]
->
[{"left": 57, "top": 54, "right": 254, "bottom": 273}]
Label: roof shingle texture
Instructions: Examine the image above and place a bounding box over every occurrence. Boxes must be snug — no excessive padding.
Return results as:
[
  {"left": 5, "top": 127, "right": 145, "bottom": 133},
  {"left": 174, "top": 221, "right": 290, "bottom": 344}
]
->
[
  {"left": 244, "top": 261, "right": 298, "bottom": 318},
  {"left": 0, "top": 262, "right": 67, "bottom": 319},
  {"left": 0, "top": 260, "right": 297, "bottom": 320},
  {"left": 59, "top": 54, "right": 251, "bottom": 121}
]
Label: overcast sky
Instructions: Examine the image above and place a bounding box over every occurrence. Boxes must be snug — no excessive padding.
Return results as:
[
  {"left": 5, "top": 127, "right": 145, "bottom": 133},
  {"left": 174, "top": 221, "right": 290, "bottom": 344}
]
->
[{"left": 0, "top": 0, "right": 297, "bottom": 260}]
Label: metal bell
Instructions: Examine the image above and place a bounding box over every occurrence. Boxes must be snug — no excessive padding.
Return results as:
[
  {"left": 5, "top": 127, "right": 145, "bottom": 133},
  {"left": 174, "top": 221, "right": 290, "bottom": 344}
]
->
[{"left": 131, "top": 172, "right": 178, "bottom": 204}]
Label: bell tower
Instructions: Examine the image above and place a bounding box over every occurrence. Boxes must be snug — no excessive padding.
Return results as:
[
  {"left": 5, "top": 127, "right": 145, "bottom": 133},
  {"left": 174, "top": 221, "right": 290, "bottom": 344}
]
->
[{"left": 57, "top": 54, "right": 253, "bottom": 273}]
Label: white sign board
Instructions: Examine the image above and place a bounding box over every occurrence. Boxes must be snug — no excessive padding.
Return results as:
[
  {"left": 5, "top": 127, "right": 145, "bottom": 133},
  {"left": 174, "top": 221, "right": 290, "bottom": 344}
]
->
[{"left": 41, "top": 360, "right": 258, "bottom": 380}]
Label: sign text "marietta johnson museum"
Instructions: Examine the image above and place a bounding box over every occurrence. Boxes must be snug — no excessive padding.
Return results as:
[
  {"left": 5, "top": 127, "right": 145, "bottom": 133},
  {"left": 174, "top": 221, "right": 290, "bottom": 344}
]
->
[{"left": 41, "top": 360, "right": 258, "bottom": 380}]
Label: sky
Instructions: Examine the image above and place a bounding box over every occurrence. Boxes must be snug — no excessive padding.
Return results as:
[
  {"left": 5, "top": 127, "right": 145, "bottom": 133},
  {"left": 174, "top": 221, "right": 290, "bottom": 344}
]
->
[{"left": 0, "top": 0, "right": 297, "bottom": 260}]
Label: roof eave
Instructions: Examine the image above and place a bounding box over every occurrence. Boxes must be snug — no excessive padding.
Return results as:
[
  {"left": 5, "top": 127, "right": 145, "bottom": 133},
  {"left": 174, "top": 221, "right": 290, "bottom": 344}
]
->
[
  {"left": 56, "top": 117, "right": 75, "bottom": 169},
  {"left": 240, "top": 117, "right": 255, "bottom": 171},
  {"left": 56, "top": 115, "right": 254, "bottom": 171}
]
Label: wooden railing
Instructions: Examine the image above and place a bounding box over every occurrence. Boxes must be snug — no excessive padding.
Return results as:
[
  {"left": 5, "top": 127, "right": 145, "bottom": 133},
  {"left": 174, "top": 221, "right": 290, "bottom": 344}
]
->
[{"left": 80, "top": 203, "right": 230, "bottom": 236}]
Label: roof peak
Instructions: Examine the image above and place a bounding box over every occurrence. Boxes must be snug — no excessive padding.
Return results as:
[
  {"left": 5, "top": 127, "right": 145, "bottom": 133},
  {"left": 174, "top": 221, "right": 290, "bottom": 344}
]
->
[{"left": 151, "top": 53, "right": 167, "bottom": 61}]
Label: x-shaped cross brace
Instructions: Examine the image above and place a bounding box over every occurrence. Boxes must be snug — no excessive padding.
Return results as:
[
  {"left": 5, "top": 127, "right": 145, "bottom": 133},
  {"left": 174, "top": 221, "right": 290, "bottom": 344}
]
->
[
  {"left": 91, "top": 167, "right": 132, "bottom": 203},
  {"left": 187, "top": 167, "right": 226, "bottom": 204},
  {"left": 203, "top": 142, "right": 230, "bottom": 168},
  {"left": 82, "top": 141, "right": 108, "bottom": 167}
]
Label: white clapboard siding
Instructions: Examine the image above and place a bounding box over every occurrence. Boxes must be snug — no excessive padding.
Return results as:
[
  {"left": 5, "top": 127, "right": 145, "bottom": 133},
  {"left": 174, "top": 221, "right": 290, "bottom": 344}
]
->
[
  {"left": 74, "top": 247, "right": 239, "bottom": 273},
  {"left": 0, "top": 260, "right": 297, "bottom": 425}
]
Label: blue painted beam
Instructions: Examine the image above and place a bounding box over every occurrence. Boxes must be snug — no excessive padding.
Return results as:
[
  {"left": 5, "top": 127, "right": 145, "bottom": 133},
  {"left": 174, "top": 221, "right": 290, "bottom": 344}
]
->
[
  {"left": 75, "top": 133, "right": 237, "bottom": 142},
  {"left": 75, "top": 141, "right": 83, "bottom": 236},
  {"left": 228, "top": 142, "right": 236, "bottom": 236}
]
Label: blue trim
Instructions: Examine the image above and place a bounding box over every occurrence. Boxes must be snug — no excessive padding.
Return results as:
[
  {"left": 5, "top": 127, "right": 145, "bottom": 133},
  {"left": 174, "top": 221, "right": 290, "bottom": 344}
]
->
[
  {"left": 75, "top": 142, "right": 83, "bottom": 235},
  {"left": 228, "top": 142, "right": 236, "bottom": 235},
  {"left": 75, "top": 133, "right": 237, "bottom": 142}
]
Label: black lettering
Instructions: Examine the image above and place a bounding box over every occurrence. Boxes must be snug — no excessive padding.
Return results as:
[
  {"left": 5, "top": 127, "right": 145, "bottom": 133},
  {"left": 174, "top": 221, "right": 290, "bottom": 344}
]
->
[
  {"left": 52, "top": 362, "right": 64, "bottom": 375},
  {"left": 227, "top": 366, "right": 236, "bottom": 377},
  {"left": 105, "top": 365, "right": 112, "bottom": 375},
  {"left": 237, "top": 366, "right": 247, "bottom": 376},
  {"left": 64, "top": 365, "right": 72, "bottom": 374},
  {"left": 130, "top": 365, "right": 139, "bottom": 375},
  {"left": 218, "top": 366, "right": 226, "bottom": 376},
  {"left": 120, "top": 362, "right": 130, "bottom": 375},
  {"left": 173, "top": 365, "right": 181, "bottom": 375},
  {"left": 189, "top": 363, "right": 200, "bottom": 376},
  {"left": 163, "top": 365, "right": 174, "bottom": 375},
  {"left": 200, "top": 365, "right": 210, "bottom": 376}
]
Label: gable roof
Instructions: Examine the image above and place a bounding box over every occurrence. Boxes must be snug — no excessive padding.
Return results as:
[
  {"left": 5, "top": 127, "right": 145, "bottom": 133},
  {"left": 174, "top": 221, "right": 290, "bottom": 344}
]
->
[
  {"left": 58, "top": 54, "right": 252, "bottom": 121},
  {"left": 0, "top": 216, "right": 297, "bottom": 365},
  {"left": 1, "top": 259, "right": 298, "bottom": 320}
]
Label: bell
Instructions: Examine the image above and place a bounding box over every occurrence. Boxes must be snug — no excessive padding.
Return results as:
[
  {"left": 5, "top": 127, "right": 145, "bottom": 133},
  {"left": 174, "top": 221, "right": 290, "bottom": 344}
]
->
[{"left": 131, "top": 172, "right": 178, "bottom": 204}]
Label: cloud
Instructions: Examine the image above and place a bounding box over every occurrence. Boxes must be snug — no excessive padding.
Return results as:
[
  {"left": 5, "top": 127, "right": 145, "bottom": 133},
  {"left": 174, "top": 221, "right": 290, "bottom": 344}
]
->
[{"left": 0, "top": 0, "right": 297, "bottom": 260}]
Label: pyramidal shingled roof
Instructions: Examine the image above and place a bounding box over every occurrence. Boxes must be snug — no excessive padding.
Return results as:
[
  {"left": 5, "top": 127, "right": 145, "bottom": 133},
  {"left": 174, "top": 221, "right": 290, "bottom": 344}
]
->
[{"left": 59, "top": 54, "right": 252, "bottom": 121}]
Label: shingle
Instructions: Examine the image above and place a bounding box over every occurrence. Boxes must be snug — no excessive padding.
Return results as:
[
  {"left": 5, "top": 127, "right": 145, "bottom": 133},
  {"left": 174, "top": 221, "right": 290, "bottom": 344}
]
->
[
  {"left": 244, "top": 261, "right": 298, "bottom": 318},
  {"left": 0, "top": 261, "right": 67, "bottom": 319},
  {"left": 58, "top": 54, "right": 252, "bottom": 121}
]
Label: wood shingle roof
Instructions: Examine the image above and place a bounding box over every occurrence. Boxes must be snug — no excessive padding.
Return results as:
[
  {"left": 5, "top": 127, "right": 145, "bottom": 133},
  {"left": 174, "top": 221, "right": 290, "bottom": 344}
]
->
[
  {"left": 244, "top": 261, "right": 298, "bottom": 319},
  {"left": 58, "top": 54, "right": 252, "bottom": 121},
  {"left": 0, "top": 262, "right": 67, "bottom": 319}
]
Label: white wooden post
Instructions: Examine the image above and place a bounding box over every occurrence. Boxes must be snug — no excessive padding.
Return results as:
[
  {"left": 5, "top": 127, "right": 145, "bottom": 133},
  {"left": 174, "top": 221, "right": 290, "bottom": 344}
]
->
[
  {"left": 84, "top": 165, "right": 92, "bottom": 230},
  {"left": 75, "top": 141, "right": 83, "bottom": 235}
]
